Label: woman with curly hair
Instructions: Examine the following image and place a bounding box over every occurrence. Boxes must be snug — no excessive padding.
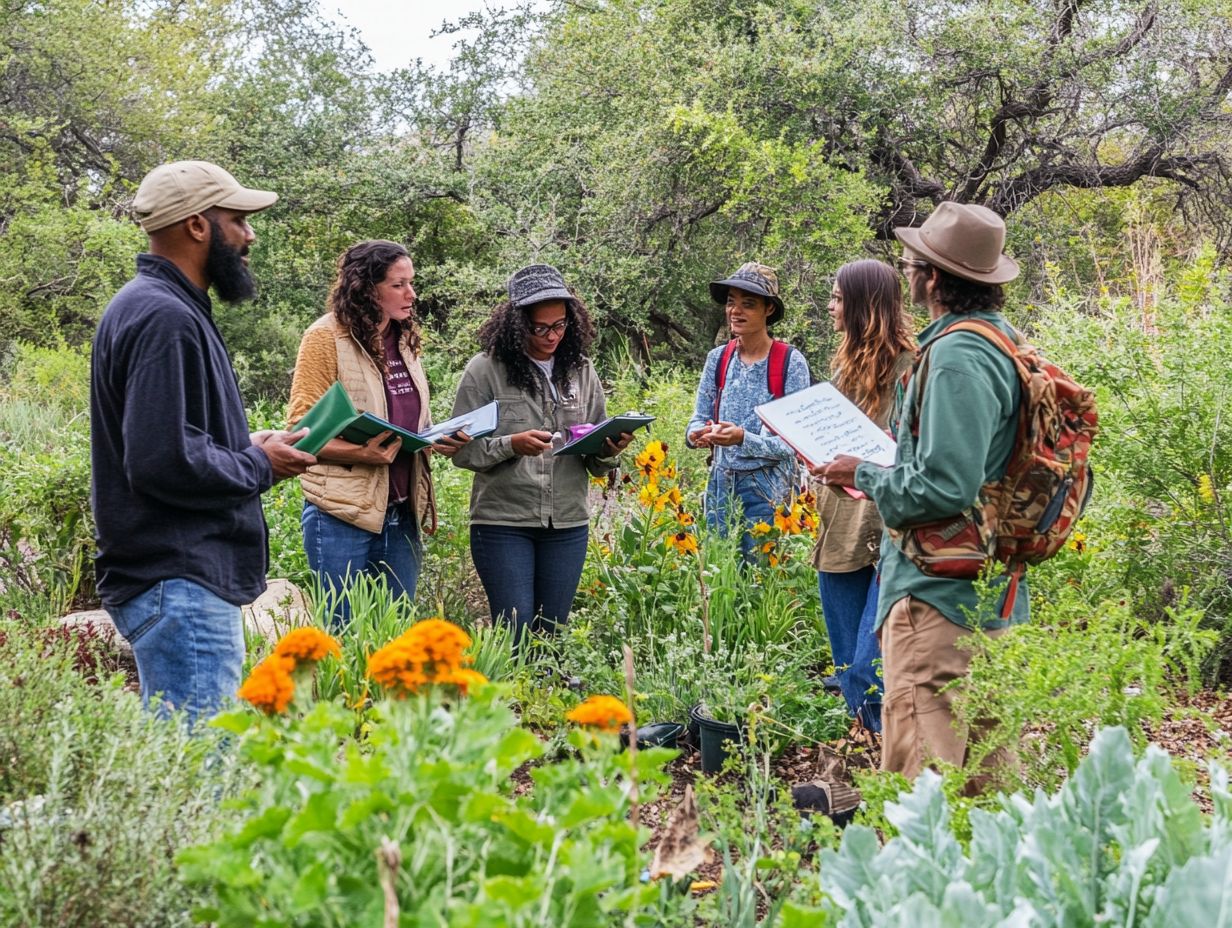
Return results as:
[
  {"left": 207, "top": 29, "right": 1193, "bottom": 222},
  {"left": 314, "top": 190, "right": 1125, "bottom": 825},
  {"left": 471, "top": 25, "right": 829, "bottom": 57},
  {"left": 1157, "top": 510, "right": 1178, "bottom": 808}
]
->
[
  {"left": 811, "top": 258, "right": 915, "bottom": 731},
  {"left": 448, "top": 264, "right": 632, "bottom": 648},
  {"left": 288, "top": 240, "right": 465, "bottom": 627}
]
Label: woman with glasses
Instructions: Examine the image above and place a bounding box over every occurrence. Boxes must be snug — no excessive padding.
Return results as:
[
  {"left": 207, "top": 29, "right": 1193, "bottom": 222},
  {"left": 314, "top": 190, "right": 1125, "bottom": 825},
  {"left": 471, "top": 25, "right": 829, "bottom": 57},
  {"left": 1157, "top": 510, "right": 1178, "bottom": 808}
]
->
[
  {"left": 288, "top": 240, "right": 467, "bottom": 627},
  {"left": 811, "top": 258, "right": 915, "bottom": 731},
  {"left": 449, "top": 264, "right": 633, "bottom": 648}
]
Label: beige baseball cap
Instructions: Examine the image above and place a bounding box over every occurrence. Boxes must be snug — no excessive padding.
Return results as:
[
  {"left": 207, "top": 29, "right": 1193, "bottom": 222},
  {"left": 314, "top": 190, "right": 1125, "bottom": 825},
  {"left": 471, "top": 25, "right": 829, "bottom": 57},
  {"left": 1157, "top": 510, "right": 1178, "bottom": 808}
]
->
[{"left": 132, "top": 161, "right": 278, "bottom": 233}]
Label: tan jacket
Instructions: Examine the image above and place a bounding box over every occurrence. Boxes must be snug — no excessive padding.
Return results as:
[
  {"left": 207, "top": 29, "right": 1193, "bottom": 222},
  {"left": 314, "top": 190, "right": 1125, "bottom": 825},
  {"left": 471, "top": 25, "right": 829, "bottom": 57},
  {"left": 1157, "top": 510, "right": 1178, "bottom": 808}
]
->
[
  {"left": 287, "top": 314, "right": 437, "bottom": 535},
  {"left": 810, "top": 351, "right": 913, "bottom": 572},
  {"left": 449, "top": 352, "right": 618, "bottom": 527}
]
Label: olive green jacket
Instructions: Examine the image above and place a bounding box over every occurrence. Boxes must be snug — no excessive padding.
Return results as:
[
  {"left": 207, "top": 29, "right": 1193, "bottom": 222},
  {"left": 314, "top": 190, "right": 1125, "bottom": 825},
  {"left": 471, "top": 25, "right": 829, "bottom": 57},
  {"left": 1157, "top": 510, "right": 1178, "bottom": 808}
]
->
[{"left": 449, "top": 352, "right": 619, "bottom": 527}]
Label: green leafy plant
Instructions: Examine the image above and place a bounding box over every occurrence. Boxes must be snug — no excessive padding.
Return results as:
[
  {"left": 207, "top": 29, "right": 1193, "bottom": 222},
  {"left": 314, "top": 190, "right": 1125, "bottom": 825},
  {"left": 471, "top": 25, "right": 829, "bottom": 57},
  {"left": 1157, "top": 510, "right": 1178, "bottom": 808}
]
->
[
  {"left": 788, "top": 726, "right": 1232, "bottom": 927},
  {"left": 0, "top": 622, "right": 241, "bottom": 928},
  {"left": 178, "top": 686, "right": 680, "bottom": 927}
]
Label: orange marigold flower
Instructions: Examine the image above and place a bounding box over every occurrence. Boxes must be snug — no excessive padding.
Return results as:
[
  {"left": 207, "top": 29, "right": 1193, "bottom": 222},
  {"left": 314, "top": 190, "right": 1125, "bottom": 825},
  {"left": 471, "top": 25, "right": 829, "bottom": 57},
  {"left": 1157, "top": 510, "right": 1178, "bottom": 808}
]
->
[
  {"left": 273, "top": 627, "right": 342, "bottom": 664},
  {"left": 439, "top": 667, "right": 489, "bottom": 695},
  {"left": 366, "top": 618, "right": 475, "bottom": 697},
  {"left": 666, "top": 530, "right": 699, "bottom": 556},
  {"left": 566, "top": 694, "right": 633, "bottom": 732},
  {"left": 751, "top": 520, "right": 772, "bottom": 536},
  {"left": 237, "top": 653, "right": 296, "bottom": 715}
]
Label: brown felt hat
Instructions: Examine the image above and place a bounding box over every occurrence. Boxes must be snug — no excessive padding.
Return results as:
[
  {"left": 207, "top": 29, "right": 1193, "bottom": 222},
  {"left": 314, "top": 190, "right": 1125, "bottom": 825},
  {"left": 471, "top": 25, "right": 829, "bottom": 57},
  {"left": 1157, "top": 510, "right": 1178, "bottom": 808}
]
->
[
  {"left": 132, "top": 161, "right": 278, "bottom": 233},
  {"left": 893, "top": 202, "right": 1019, "bottom": 285}
]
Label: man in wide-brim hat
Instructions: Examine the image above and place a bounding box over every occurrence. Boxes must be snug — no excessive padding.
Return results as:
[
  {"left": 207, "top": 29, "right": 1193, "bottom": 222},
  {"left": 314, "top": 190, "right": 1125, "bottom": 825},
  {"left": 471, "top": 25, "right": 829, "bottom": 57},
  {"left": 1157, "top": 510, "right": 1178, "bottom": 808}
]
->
[{"left": 811, "top": 201, "right": 1025, "bottom": 789}]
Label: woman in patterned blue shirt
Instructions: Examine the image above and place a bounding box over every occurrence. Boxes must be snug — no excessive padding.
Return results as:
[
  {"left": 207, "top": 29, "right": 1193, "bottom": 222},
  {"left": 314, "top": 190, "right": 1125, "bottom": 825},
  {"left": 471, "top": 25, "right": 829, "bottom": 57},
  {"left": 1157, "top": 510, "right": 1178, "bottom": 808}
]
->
[{"left": 686, "top": 262, "right": 811, "bottom": 560}]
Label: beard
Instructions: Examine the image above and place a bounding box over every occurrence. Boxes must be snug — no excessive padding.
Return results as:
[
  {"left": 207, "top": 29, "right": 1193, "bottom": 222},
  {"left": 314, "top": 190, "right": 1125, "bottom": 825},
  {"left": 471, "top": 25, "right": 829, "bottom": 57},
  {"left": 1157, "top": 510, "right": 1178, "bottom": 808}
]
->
[{"left": 205, "top": 217, "right": 257, "bottom": 304}]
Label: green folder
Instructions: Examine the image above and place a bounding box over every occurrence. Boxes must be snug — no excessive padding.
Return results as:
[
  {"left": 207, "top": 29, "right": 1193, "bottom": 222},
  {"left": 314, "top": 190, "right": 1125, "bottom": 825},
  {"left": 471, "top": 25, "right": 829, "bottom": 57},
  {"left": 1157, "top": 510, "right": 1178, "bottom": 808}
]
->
[
  {"left": 552, "top": 413, "right": 655, "bottom": 456},
  {"left": 292, "top": 382, "right": 433, "bottom": 457}
]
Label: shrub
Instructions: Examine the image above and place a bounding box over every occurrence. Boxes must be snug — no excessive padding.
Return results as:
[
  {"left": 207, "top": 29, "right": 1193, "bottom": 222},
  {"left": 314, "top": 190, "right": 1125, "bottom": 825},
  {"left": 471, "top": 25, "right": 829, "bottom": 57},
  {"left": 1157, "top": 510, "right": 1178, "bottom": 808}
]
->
[
  {"left": 954, "top": 586, "right": 1215, "bottom": 792},
  {"left": 786, "top": 726, "right": 1232, "bottom": 927},
  {"left": 0, "top": 622, "right": 241, "bottom": 928},
  {"left": 1033, "top": 297, "right": 1232, "bottom": 680}
]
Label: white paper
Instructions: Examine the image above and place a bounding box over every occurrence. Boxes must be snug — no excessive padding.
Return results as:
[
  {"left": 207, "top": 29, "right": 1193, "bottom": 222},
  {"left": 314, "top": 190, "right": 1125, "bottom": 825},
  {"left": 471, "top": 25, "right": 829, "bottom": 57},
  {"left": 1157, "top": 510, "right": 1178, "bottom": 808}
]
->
[
  {"left": 755, "top": 382, "right": 896, "bottom": 468},
  {"left": 419, "top": 401, "right": 499, "bottom": 442}
]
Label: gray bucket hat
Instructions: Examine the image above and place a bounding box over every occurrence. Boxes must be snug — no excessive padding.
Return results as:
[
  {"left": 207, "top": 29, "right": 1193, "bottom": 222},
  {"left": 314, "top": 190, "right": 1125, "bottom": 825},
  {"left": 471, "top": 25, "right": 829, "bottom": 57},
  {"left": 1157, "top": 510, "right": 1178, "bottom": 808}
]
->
[
  {"left": 508, "top": 264, "right": 573, "bottom": 309},
  {"left": 709, "top": 262, "right": 785, "bottom": 325}
]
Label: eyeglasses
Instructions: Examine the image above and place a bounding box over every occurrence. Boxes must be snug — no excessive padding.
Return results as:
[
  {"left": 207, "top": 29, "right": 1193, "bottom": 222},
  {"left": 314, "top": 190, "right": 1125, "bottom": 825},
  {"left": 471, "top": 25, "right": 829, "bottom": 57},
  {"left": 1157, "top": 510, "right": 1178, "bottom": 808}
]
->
[
  {"left": 897, "top": 258, "right": 930, "bottom": 272},
  {"left": 529, "top": 319, "right": 569, "bottom": 338}
]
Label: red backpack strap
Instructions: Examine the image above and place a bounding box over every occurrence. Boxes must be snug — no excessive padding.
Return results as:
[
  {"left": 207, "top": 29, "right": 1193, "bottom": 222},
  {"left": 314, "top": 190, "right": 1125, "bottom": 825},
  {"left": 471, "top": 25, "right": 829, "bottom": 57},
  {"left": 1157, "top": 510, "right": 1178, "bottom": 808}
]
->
[
  {"left": 767, "top": 340, "right": 791, "bottom": 398},
  {"left": 712, "top": 339, "right": 740, "bottom": 420}
]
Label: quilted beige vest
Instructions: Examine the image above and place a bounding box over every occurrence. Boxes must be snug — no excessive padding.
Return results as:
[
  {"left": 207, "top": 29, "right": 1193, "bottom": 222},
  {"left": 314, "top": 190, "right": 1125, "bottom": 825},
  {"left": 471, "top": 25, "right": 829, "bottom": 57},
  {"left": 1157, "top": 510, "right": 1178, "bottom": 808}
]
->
[{"left": 299, "top": 317, "right": 437, "bottom": 534}]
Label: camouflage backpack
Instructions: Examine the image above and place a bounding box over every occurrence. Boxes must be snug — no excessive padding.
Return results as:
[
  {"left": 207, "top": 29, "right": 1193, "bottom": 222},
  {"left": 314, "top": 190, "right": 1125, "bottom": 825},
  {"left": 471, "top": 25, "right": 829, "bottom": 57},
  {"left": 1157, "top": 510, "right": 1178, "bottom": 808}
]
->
[{"left": 887, "top": 319, "right": 1097, "bottom": 614}]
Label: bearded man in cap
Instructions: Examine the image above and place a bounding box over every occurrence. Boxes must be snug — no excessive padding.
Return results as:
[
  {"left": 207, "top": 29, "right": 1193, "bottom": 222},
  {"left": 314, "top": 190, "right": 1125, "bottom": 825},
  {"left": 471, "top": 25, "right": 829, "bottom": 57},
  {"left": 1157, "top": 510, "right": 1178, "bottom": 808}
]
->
[
  {"left": 812, "top": 201, "right": 1024, "bottom": 784},
  {"left": 90, "top": 160, "right": 316, "bottom": 724}
]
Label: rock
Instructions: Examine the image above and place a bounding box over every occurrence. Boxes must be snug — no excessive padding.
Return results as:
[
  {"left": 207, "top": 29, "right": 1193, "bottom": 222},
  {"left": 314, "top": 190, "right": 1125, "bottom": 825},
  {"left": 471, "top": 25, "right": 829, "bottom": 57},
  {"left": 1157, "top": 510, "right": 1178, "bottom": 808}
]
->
[
  {"left": 59, "top": 578, "right": 311, "bottom": 655},
  {"left": 60, "top": 608, "right": 132, "bottom": 655},
  {"left": 243, "top": 578, "right": 311, "bottom": 646}
]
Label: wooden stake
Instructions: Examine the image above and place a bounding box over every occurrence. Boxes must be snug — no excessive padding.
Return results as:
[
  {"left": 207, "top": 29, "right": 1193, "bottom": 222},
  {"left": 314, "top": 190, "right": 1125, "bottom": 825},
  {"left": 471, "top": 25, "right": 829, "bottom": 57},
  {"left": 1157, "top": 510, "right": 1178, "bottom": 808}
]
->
[{"left": 623, "top": 644, "right": 640, "bottom": 833}]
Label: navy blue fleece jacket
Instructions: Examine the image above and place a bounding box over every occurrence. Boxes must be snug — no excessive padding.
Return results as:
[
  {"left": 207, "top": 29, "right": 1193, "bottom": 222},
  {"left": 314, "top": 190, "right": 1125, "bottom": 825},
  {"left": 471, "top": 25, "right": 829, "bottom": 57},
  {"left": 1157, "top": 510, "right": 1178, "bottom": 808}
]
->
[{"left": 90, "top": 254, "right": 273, "bottom": 607}]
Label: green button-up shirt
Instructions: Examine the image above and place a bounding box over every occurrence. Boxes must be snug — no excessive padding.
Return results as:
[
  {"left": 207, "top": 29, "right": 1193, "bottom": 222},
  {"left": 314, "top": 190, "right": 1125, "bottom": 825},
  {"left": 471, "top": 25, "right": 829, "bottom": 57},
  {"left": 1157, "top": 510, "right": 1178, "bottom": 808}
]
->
[
  {"left": 855, "top": 311, "right": 1029, "bottom": 630},
  {"left": 449, "top": 352, "right": 618, "bottom": 528}
]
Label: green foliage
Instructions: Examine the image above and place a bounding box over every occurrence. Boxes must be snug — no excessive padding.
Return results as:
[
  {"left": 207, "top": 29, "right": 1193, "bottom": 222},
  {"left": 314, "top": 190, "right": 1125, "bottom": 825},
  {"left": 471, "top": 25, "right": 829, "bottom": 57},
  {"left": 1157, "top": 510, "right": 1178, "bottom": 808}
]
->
[
  {"left": 0, "top": 343, "right": 94, "bottom": 613},
  {"left": 180, "top": 690, "right": 680, "bottom": 926},
  {"left": 0, "top": 622, "right": 242, "bottom": 928},
  {"left": 955, "top": 589, "right": 1215, "bottom": 793},
  {"left": 797, "top": 727, "right": 1232, "bottom": 927},
  {"left": 1031, "top": 294, "right": 1232, "bottom": 678}
]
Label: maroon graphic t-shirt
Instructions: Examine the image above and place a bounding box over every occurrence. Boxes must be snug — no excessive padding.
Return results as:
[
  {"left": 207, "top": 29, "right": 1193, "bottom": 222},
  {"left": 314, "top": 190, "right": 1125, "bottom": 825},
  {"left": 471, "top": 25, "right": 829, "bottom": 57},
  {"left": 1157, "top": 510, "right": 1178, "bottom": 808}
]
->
[{"left": 382, "top": 326, "right": 421, "bottom": 504}]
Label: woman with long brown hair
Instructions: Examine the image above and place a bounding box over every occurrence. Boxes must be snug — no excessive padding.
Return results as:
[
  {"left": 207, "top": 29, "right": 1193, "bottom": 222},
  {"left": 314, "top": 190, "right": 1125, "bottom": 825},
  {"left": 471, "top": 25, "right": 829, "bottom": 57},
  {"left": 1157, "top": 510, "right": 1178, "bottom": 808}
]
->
[
  {"left": 287, "top": 240, "right": 464, "bottom": 627},
  {"left": 812, "top": 258, "right": 915, "bottom": 732}
]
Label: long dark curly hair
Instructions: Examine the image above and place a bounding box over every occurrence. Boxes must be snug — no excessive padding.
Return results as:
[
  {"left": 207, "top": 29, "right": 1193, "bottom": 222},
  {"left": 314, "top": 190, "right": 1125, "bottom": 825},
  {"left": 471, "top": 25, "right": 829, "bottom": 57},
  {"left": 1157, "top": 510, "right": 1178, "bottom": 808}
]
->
[
  {"left": 328, "top": 240, "right": 422, "bottom": 375},
  {"left": 476, "top": 291, "right": 597, "bottom": 397}
]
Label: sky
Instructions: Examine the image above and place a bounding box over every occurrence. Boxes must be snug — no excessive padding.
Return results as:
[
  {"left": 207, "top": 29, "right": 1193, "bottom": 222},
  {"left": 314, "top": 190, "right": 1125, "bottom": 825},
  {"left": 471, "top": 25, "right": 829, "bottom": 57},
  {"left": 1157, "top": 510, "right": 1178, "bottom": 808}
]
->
[{"left": 322, "top": 0, "right": 499, "bottom": 72}]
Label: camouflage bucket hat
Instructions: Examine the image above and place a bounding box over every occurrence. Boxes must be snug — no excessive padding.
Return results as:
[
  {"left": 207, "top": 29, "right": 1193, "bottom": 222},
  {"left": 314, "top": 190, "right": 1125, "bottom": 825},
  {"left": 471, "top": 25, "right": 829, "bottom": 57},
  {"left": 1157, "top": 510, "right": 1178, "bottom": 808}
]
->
[{"left": 709, "top": 262, "right": 785, "bottom": 325}]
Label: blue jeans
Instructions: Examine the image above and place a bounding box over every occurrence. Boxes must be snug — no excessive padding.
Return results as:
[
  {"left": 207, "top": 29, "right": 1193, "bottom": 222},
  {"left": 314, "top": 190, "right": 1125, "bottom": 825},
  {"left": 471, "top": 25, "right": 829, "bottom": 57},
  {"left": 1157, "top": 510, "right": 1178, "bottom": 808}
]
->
[
  {"left": 302, "top": 501, "right": 423, "bottom": 629},
  {"left": 704, "top": 465, "right": 790, "bottom": 562},
  {"left": 107, "top": 578, "right": 244, "bottom": 726},
  {"left": 470, "top": 523, "right": 589, "bottom": 648},
  {"left": 818, "top": 565, "right": 883, "bottom": 732}
]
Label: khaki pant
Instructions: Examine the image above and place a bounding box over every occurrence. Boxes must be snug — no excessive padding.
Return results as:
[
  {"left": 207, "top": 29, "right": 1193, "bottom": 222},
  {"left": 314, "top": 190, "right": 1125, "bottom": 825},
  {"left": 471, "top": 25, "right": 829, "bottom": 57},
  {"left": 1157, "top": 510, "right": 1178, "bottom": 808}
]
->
[{"left": 880, "top": 596, "right": 1009, "bottom": 786}]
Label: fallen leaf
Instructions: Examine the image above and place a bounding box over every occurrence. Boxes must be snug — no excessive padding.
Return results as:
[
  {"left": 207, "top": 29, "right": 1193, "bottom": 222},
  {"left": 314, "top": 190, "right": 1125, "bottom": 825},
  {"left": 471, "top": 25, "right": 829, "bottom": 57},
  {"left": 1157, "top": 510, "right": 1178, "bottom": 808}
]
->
[{"left": 650, "top": 784, "right": 712, "bottom": 879}]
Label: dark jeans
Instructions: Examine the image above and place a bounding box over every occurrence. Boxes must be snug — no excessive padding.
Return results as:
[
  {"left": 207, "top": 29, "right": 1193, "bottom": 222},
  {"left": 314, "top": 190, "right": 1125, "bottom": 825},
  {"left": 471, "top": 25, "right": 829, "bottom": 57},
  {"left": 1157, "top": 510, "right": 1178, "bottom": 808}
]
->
[
  {"left": 302, "top": 501, "right": 423, "bottom": 629},
  {"left": 470, "top": 523, "right": 589, "bottom": 648},
  {"left": 818, "top": 565, "right": 883, "bottom": 732}
]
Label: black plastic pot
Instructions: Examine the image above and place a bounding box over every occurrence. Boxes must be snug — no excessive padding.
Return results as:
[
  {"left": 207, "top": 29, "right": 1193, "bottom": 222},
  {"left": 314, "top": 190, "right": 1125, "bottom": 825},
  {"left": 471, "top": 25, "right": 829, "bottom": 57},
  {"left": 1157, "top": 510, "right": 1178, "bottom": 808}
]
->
[
  {"left": 692, "top": 704, "right": 744, "bottom": 774},
  {"left": 620, "top": 721, "right": 685, "bottom": 751}
]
